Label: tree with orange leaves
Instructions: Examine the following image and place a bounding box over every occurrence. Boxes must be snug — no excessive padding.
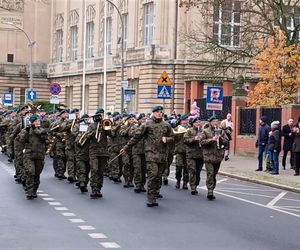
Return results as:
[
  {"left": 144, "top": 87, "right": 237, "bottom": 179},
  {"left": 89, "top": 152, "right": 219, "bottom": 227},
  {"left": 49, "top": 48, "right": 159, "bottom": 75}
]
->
[{"left": 248, "top": 30, "right": 300, "bottom": 107}]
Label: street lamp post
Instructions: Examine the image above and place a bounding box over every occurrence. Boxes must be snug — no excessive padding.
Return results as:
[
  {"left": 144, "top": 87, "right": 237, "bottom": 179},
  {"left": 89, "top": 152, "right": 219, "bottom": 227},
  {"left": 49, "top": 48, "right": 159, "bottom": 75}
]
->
[
  {"left": 105, "top": 0, "right": 125, "bottom": 113},
  {"left": 2, "top": 21, "right": 35, "bottom": 91}
]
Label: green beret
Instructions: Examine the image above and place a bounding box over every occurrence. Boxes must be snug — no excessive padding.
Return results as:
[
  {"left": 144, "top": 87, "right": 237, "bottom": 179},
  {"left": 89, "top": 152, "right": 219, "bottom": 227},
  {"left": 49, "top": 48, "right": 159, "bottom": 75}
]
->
[
  {"left": 192, "top": 117, "right": 201, "bottom": 124},
  {"left": 95, "top": 108, "right": 104, "bottom": 114},
  {"left": 70, "top": 108, "right": 79, "bottom": 114},
  {"left": 208, "top": 115, "right": 217, "bottom": 122},
  {"left": 106, "top": 112, "right": 112, "bottom": 116},
  {"left": 152, "top": 105, "right": 164, "bottom": 112},
  {"left": 81, "top": 114, "right": 89, "bottom": 119},
  {"left": 137, "top": 113, "right": 145, "bottom": 120},
  {"left": 112, "top": 111, "right": 120, "bottom": 117},
  {"left": 29, "top": 114, "right": 39, "bottom": 123},
  {"left": 122, "top": 113, "right": 129, "bottom": 118},
  {"left": 180, "top": 114, "right": 189, "bottom": 120},
  {"left": 59, "top": 109, "right": 68, "bottom": 116},
  {"left": 126, "top": 113, "right": 136, "bottom": 120},
  {"left": 113, "top": 115, "right": 122, "bottom": 122}
]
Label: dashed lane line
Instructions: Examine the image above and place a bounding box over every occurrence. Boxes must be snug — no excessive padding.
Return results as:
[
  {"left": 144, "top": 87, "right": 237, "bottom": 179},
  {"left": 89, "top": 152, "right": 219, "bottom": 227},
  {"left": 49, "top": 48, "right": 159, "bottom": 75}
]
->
[
  {"left": 69, "top": 218, "right": 85, "bottom": 223},
  {"left": 78, "top": 225, "right": 96, "bottom": 231},
  {"left": 100, "top": 242, "right": 121, "bottom": 249}
]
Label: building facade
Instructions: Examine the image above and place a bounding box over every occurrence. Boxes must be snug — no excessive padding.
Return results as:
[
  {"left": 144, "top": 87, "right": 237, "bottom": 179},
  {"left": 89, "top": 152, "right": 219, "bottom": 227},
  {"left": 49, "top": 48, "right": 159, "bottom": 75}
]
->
[{"left": 0, "top": 0, "right": 51, "bottom": 107}]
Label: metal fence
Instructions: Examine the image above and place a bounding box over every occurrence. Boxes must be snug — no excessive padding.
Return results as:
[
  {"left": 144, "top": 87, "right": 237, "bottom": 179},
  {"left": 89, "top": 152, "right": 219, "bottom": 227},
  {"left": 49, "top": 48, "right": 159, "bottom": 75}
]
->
[
  {"left": 240, "top": 108, "right": 256, "bottom": 135},
  {"left": 261, "top": 108, "right": 282, "bottom": 125},
  {"left": 195, "top": 96, "right": 232, "bottom": 120}
]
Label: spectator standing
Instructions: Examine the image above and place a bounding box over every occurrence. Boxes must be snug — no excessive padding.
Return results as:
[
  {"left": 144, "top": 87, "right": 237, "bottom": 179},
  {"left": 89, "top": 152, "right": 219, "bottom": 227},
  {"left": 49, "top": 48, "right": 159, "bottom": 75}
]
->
[
  {"left": 256, "top": 116, "right": 271, "bottom": 171},
  {"left": 268, "top": 121, "right": 281, "bottom": 175},
  {"left": 281, "top": 118, "right": 295, "bottom": 170},
  {"left": 222, "top": 113, "right": 233, "bottom": 161},
  {"left": 292, "top": 121, "right": 300, "bottom": 176}
]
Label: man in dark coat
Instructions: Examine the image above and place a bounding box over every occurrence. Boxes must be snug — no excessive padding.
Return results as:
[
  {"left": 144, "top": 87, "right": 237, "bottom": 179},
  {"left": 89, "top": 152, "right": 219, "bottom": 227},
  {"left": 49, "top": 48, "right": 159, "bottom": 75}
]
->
[{"left": 281, "top": 118, "right": 295, "bottom": 170}]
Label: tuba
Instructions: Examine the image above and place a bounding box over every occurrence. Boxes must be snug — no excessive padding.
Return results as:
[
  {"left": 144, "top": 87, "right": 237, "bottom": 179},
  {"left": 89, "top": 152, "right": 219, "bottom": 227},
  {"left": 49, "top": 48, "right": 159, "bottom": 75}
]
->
[{"left": 102, "top": 119, "right": 112, "bottom": 131}]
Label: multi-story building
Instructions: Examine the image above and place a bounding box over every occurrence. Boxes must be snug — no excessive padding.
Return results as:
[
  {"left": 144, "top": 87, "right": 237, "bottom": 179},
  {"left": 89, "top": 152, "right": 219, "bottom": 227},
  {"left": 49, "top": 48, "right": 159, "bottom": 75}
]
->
[
  {"left": 0, "top": 0, "right": 51, "bottom": 107},
  {"left": 48, "top": 0, "right": 250, "bottom": 114}
]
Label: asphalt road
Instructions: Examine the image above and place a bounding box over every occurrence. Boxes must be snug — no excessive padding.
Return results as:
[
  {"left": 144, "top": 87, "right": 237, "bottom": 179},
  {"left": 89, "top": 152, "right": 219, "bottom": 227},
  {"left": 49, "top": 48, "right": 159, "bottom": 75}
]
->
[{"left": 1, "top": 154, "right": 300, "bottom": 250}]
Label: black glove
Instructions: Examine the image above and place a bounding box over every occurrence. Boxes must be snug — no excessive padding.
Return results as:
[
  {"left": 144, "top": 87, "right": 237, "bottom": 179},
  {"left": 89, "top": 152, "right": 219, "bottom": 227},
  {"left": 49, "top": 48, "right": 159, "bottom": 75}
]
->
[{"left": 31, "top": 125, "right": 36, "bottom": 130}]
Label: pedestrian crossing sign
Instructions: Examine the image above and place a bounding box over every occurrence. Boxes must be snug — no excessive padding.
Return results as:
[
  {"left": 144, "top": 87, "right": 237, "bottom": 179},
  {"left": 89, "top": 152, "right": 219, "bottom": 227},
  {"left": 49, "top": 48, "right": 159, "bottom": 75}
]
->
[
  {"left": 157, "top": 71, "right": 172, "bottom": 85},
  {"left": 157, "top": 85, "right": 172, "bottom": 99}
]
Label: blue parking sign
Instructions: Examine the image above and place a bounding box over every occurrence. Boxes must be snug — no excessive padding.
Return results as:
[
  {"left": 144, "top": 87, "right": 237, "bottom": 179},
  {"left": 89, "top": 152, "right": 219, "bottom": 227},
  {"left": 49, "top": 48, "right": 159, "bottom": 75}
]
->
[
  {"left": 206, "top": 86, "right": 223, "bottom": 111},
  {"left": 4, "top": 92, "right": 13, "bottom": 106}
]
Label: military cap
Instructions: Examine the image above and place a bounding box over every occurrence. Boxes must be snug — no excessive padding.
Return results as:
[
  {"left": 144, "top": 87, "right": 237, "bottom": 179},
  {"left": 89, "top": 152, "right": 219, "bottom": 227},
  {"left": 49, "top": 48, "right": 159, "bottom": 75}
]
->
[
  {"left": 112, "top": 111, "right": 120, "bottom": 117},
  {"left": 95, "top": 108, "right": 105, "bottom": 114},
  {"left": 152, "top": 105, "right": 164, "bottom": 112},
  {"left": 208, "top": 115, "right": 217, "bottom": 122},
  {"left": 59, "top": 109, "right": 68, "bottom": 116},
  {"left": 126, "top": 113, "right": 136, "bottom": 120},
  {"left": 81, "top": 114, "right": 89, "bottom": 119},
  {"left": 192, "top": 117, "right": 201, "bottom": 124},
  {"left": 106, "top": 112, "right": 112, "bottom": 116},
  {"left": 137, "top": 113, "right": 145, "bottom": 120},
  {"left": 29, "top": 114, "right": 39, "bottom": 123},
  {"left": 180, "top": 114, "right": 189, "bottom": 120},
  {"left": 122, "top": 113, "right": 129, "bottom": 118},
  {"left": 113, "top": 115, "right": 122, "bottom": 122},
  {"left": 70, "top": 108, "right": 79, "bottom": 114}
]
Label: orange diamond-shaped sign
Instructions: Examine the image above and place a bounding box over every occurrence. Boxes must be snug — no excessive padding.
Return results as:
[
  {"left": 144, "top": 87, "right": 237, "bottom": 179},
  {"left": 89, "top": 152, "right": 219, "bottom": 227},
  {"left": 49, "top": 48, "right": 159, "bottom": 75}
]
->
[{"left": 157, "top": 71, "right": 172, "bottom": 85}]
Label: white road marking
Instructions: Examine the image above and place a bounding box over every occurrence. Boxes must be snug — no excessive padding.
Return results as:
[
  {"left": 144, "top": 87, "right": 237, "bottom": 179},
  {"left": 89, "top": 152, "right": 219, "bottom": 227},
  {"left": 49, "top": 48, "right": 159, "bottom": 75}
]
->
[
  {"left": 61, "top": 213, "right": 76, "bottom": 217},
  {"left": 48, "top": 202, "right": 62, "bottom": 206},
  {"left": 42, "top": 197, "right": 55, "bottom": 201},
  {"left": 88, "top": 233, "right": 107, "bottom": 239},
  {"left": 217, "top": 188, "right": 276, "bottom": 192},
  {"left": 267, "top": 192, "right": 288, "bottom": 207},
  {"left": 54, "top": 207, "right": 69, "bottom": 211},
  {"left": 38, "top": 193, "right": 50, "bottom": 197},
  {"left": 215, "top": 190, "right": 275, "bottom": 199},
  {"left": 78, "top": 225, "right": 96, "bottom": 230},
  {"left": 37, "top": 190, "right": 44, "bottom": 193},
  {"left": 274, "top": 207, "right": 300, "bottom": 213},
  {"left": 69, "top": 219, "right": 85, "bottom": 223},
  {"left": 100, "top": 242, "right": 121, "bottom": 248}
]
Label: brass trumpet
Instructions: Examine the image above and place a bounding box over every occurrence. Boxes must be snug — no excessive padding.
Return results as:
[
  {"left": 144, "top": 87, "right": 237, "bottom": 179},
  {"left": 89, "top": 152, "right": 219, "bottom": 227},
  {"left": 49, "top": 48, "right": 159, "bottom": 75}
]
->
[
  {"left": 47, "top": 136, "right": 57, "bottom": 154},
  {"left": 102, "top": 119, "right": 112, "bottom": 131},
  {"left": 62, "top": 132, "right": 68, "bottom": 142}
]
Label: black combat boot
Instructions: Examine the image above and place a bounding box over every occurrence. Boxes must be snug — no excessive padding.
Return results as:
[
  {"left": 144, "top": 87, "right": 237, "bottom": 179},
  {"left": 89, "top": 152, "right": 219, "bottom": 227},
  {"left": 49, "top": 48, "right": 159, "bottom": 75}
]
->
[
  {"left": 80, "top": 185, "right": 88, "bottom": 193},
  {"left": 175, "top": 180, "right": 180, "bottom": 189},
  {"left": 90, "top": 192, "right": 98, "bottom": 199},
  {"left": 191, "top": 190, "right": 198, "bottom": 195},
  {"left": 182, "top": 182, "right": 188, "bottom": 190},
  {"left": 207, "top": 193, "right": 216, "bottom": 200},
  {"left": 163, "top": 178, "right": 168, "bottom": 185},
  {"left": 67, "top": 177, "right": 75, "bottom": 183}
]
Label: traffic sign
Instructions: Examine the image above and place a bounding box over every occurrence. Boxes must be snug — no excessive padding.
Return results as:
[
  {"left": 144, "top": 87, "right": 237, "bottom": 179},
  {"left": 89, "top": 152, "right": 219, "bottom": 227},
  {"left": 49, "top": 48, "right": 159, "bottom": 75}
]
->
[
  {"left": 3, "top": 92, "right": 13, "bottom": 106},
  {"left": 206, "top": 86, "right": 223, "bottom": 111},
  {"left": 157, "top": 71, "right": 172, "bottom": 85},
  {"left": 157, "top": 85, "right": 172, "bottom": 99},
  {"left": 27, "top": 90, "right": 37, "bottom": 101},
  {"left": 50, "top": 95, "right": 60, "bottom": 104},
  {"left": 50, "top": 83, "right": 62, "bottom": 95},
  {"left": 121, "top": 80, "right": 128, "bottom": 88},
  {"left": 124, "top": 88, "right": 136, "bottom": 95}
]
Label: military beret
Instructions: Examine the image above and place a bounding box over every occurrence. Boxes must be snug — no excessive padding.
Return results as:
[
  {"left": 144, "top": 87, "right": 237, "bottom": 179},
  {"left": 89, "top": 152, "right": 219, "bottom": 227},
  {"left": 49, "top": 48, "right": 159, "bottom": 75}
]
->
[
  {"left": 81, "top": 114, "right": 89, "bottom": 119},
  {"left": 112, "top": 111, "right": 120, "bottom": 117},
  {"left": 29, "top": 114, "right": 39, "bottom": 123},
  {"left": 70, "top": 108, "right": 79, "bottom": 114},
  {"left": 59, "top": 109, "right": 68, "bottom": 116},
  {"left": 192, "top": 117, "right": 201, "bottom": 124},
  {"left": 95, "top": 108, "right": 105, "bottom": 114},
  {"left": 137, "top": 113, "right": 145, "bottom": 120},
  {"left": 122, "top": 113, "right": 129, "bottom": 118},
  {"left": 126, "top": 113, "right": 136, "bottom": 120},
  {"left": 113, "top": 115, "right": 122, "bottom": 122},
  {"left": 180, "top": 114, "right": 189, "bottom": 120},
  {"left": 106, "top": 112, "right": 112, "bottom": 116},
  {"left": 152, "top": 105, "right": 164, "bottom": 112},
  {"left": 208, "top": 115, "right": 217, "bottom": 122}
]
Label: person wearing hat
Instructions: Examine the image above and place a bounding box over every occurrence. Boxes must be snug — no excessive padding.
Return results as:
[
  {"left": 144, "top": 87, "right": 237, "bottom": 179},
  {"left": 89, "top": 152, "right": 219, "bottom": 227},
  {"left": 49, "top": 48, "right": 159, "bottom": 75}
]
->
[
  {"left": 201, "top": 115, "right": 228, "bottom": 200},
  {"left": 20, "top": 114, "right": 48, "bottom": 199},
  {"left": 281, "top": 118, "right": 295, "bottom": 170},
  {"left": 119, "top": 113, "right": 137, "bottom": 188},
  {"left": 108, "top": 115, "right": 126, "bottom": 183},
  {"left": 184, "top": 117, "right": 204, "bottom": 194},
  {"left": 255, "top": 115, "right": 271, "bottom": 171},
  {"left": 121, "top": 105, "right": 174, "bottom": 207},
  {"left": 268, "top": 121, "right": 281, "bottom": 175},
  {"left": 131, "top": 113, "right": 147, "bottom": 193}
]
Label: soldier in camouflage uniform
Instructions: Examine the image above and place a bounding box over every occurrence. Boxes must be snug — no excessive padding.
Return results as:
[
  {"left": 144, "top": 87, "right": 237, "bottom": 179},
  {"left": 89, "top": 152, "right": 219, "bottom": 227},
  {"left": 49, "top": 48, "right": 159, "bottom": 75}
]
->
[
  {"left": 0, "top": 112, "right": 11, "bottom": 153},
  {"left": 122, "top": 106, "right": 174, "bottom": 207},
  {"left": 120, "top": 114, "right": 137, "bottom": 188},
  {"left": 86, "top": 109, "right": 111, "bottom": 198},
  {"left": 173, "top": 114, "right": 190, "bottom": 190},
  {"left": 131, "top": 113, "right": 147, "bottom": 193},
  {"left": 201, "top": 116, "right": 228, "bottom": 200},
  {"left": 20, "top": 115, "right": 48, "bottom": 199},
  {"left": 184, "top": 117, "right": 204, "bottom": 195},
  {"left": 74, "top": 114, "right": 90, "bottom": 193}
]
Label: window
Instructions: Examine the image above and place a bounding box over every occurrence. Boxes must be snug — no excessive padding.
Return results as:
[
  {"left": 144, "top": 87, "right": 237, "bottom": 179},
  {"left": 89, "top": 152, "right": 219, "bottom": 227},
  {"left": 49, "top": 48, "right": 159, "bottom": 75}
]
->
[
  {"left": 7, "top": 54, "right": 14, "bottom": 63},
  {"left": 213, "top": 0, "right": 241, "bottom": 47},
  {"left": 20, "top": 88, "right": 26, "bottom": 104},
  {"left": 106, "top": 17, "right": 112, "bottom": 55},
  {"left": 122, "top": 13, "right": 128, "bottom": 50},
  {"left": 284, "top": 7, "right": 300, "bottom": 41},
  {"left": 86, "top": 21, "right": 94, "bottom": 58},
  {"left": 56, "top": 29, "right": 63, "bottom": 62},
  {"left": 66, "top": 86, "right": 73, "bottom": 108},
  {"left": 70, "top": 26, "right": 78, "bottom": 61},
  {"left": 144, "top": 3, "right": 154, "bottom": 46}
]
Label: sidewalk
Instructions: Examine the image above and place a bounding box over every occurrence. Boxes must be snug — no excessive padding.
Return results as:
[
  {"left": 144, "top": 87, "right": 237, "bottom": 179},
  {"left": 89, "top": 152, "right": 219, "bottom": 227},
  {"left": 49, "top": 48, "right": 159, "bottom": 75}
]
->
[{"left": 220, "top": 155, "right": 300, "bottom": 193}]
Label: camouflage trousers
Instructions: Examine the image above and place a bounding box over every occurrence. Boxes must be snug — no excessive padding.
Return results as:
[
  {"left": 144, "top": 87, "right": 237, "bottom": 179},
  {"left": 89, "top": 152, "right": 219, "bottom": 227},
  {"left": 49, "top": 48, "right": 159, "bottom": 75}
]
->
[
  {"left": 122, "top": 153, "right": 134, "bottom": 183},
  {"left": 56, "top": 142, "right": 66, "bottom": 176},
  {"left": 14, "top": 148, "right": 23, "bottom": 179},
  {"left": 132, "top": 154, "right": 146, "bottom": 189},
  {"left": 89, "top": 156, "right": 107, "bottom": 192},
  {"left": 146, "top": 161, "right": 166, "bottom": 203},
  {"left": 77, "top": 160, "right": 90, "bottom": 188},
  {"left": 65, "top": 146, "right": 76, "bottom": 179},
  {"left": 187, "top": 157, "right": 204, "bottom": 191},
  {"left": 109, "top": 152, "right": 123, "bottom": 179},
  {"left": 205, "top": 162, "right": 221, "bottom": 194},
  {"left": 175, "top": 153, "right": 189, "bottom": 183},
  {"left": 162, "top": 154, "right": 174, "bottom": 180},
  {"left": 26, "top": 158, "right": 44, "bottom": 196}
]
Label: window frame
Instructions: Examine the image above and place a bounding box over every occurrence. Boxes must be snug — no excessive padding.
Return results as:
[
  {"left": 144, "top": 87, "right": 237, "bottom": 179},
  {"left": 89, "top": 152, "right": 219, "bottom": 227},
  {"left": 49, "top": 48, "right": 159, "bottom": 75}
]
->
[{"left": 144, "top": 2, "right": 154, "bottom": 46}]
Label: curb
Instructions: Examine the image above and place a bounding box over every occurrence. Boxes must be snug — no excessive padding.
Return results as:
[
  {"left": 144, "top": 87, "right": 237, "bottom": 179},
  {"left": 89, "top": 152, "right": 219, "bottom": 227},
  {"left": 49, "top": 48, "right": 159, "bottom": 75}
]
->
[{"left": 218, "top": 171, "right": 300, "bottom": 194}]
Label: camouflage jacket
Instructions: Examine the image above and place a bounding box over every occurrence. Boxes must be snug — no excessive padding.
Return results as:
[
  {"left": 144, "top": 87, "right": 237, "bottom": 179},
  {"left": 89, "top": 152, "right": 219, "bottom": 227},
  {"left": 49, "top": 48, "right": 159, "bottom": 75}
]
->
[
  {"left": 124, "top": 117, "right": 174, "bottom": 163},
  {"left": 74, "top": 123, "right": 90, "bottom": 162},
  {"left": 119, "top": 123, "right": 137, "bottom": 154},
  {"left": 174, "top": 124, "right": 190, "bottom": 154},
  {"left": 200, "top": 125, "right": 228, "bottom": 164},
  {"left": 109, "top": 124, "right": 127, "bottom": 153},
  {"left": 183, "top": 126, "right": 203, "bottom": 159},
  {"left": 130, "top": 124, "right": 145, "bottom": 155}
]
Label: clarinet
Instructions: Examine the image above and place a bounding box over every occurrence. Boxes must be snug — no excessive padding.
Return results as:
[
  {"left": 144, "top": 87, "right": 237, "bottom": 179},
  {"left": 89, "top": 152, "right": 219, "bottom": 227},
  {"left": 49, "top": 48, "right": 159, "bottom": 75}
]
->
[{"left": 197, "top": 126, "right": 202, "bottom": 148}]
